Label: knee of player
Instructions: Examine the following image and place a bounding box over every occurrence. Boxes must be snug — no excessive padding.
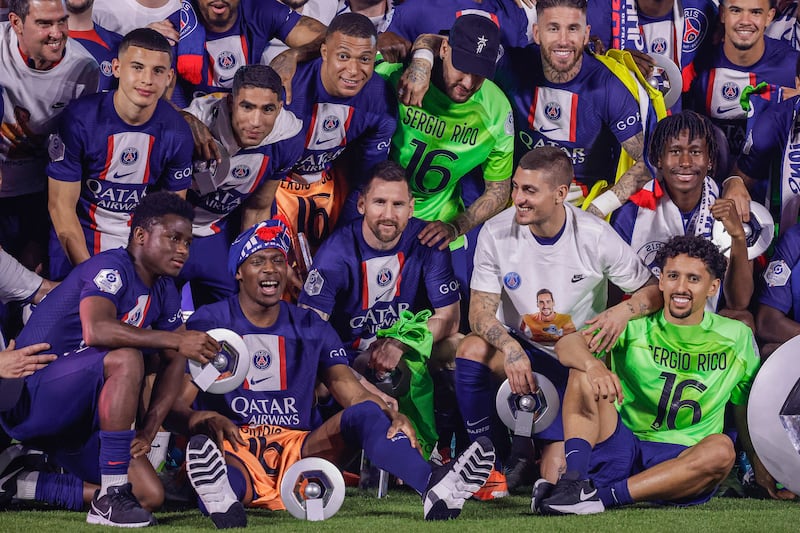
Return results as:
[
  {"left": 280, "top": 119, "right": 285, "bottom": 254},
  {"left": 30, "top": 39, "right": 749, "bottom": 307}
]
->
[
  {"left": 455, "top": 335, "right": 494, "bottom": 365},
  {"left": 693, "top": 434, "right": 736, "bottom": 477},
  {"left": 103, "top": 347, "right": 145, "bottom": 380},
  {"left": 134, "top": 478, "right": 165, "bottom": 512}
]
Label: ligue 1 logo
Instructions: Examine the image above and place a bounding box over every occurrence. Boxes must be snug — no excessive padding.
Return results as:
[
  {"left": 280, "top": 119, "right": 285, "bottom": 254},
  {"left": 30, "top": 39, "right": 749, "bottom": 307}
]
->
[
  {"left": 120, "top": 147, "right": 139, "bottom": 166},
  {"left": 322, "top": 115, "right": 340, "bottom": 132},
  {"left": 100, "top": 61, "right": 113, "bottom": 77},
  {"left": 651, "top": 38, "right": 668, "bottom": 55},
  {"left": 376, "top": 267, "right": 393, "bottom": 287},
  {"left": 217, "top": 51, "right": 236, "bottom": 70},
  {"left": 722, "top": 82, "right": 739, "bottom": 101},
  {"left": 253, "top": 349, "right": 272, "bottom": 370},
  {"left": 544, "top": 102, "right": 561, "bottom": 122},
  {"left": 503, "top": 272, "right": 521, "bottom": 290},
  {"left": 232, "top": 165, "right": 250, "bottom": 179}
]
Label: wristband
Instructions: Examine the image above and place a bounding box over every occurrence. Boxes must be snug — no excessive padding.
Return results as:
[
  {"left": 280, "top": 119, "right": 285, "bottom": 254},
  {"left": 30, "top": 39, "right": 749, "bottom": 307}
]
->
[
  {"left": 589, "top": 190, "right": 623, "bottom": 217},
  {"left": 722, "top": 175, "right": 744, "bottom": 188},
  {"left": 411, "top": 49, "right": 434, "bottom": 65}
]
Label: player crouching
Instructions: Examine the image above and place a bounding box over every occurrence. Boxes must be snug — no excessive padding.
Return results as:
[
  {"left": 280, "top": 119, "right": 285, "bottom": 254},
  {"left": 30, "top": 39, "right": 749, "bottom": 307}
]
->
[{"left": 166, "top": 220, "right": 495, "bottom": 527}]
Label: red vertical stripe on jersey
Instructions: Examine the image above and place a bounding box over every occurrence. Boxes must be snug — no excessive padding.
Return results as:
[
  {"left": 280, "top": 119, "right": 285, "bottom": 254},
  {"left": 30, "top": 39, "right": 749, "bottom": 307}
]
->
[
  {"left": 705, "top": 69, "right": 716, "bottom": 113},
  {"left": 528, "top": 88, "right": 539, "bottom": 130},
  {"left": 248, "top": 156, "right": 271, "bottom": 193},
  {"left": 89, "top": 203, "right": 102, "bottom": 255},
  {"left": 360, "top": 260, "right": 369, "bottom": 309},
  {"left": 340, "top": 107, "right": 355, "bottom": 146},
  {"left": 240, "top": 35, "right": 249, "bottom": 62},
  {"left": 278, "top": 336, "right": 287, "bottom": 390},
  {"left": 569, "top": 93, "right": 578, "bottom": 143},
  {"left": 142, "top": 136, "right": 155, "bottom": 183},
  {"left": 99, "top": 136, "right": 116, "bottom": 180},
  {"left": 394, "top": 252, "right": 405, "bottom": 297},
  {"left": 306, "top": 107, "right": 320, "bottom": 146}
]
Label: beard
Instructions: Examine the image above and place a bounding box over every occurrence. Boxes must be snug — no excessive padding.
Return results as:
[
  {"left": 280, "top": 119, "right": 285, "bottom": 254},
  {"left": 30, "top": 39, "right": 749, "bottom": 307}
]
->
[{"left": 66, "top": 0, "right": 94, "bottom": 15}]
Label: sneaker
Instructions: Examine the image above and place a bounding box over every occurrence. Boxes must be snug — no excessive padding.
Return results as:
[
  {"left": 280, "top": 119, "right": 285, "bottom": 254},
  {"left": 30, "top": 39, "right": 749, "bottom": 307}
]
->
[
  {"left": 186, "top": 435, "right": 247, "bottom": 529},
  {"left": 423, "top": 436, "right": 495, "bottom": 520},
  {"left": 540, "top": 475, "right": 604, "bottom": 515},
  {"left": 530, "top": 478, "right": 554, "bottom": 514},
  {"left": 472, "top": 469, "right": 509, "bottom": 501},
  {"left": 0, "top": 444, "right": 48, "bottom": 507},
  {"left": 505, "top": 455, "right": 536, "bottom": 493},
  {"left": 86, "top": 483, "right": 157, "bottom": 527}
]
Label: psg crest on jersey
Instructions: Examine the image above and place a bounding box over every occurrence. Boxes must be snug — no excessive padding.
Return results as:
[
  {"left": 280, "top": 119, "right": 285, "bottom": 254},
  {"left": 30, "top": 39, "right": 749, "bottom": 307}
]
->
[
  {"left": 217, "top": 51, "right": 237, "bottom": 70},
  {"left": 253, "top": 349, "right": 272, "bottom": 370},
  {"left": 376, "top": 267, "right": 393, "bottom": 287},
  {"left": 231, "top": 165, "right": 251, "bottom": 179},
  {"left": 544, "top": 102, "right": 561, "bottom": 121},
  {"left": 721, "top": 82, "right": 739, "bottom": 101},
  {"left": 100, "top": 61, "right": 113, "bottom": 77},
  {"left": 322, "top": 115, "right": 340, "bottom": 132},
  {"left": 651, "top": 38, "right": 668, "bottom": 55},
  {"left": 503, "top": 272, "right": 521, "bottom": 290},
  {"left": 120, "top": 147, "right": 139, "bottom": 166}
]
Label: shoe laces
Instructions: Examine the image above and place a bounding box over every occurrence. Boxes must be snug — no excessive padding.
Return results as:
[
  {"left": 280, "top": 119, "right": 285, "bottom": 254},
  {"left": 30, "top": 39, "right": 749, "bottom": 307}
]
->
[{"left": 106, "top": 483, "right": 144, "bottom": 511}]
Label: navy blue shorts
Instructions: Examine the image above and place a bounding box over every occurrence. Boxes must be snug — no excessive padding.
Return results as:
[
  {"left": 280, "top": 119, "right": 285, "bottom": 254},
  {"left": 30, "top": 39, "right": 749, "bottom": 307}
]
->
[{"left": 589, "top": 417, "right": 717, "bottom": 506}]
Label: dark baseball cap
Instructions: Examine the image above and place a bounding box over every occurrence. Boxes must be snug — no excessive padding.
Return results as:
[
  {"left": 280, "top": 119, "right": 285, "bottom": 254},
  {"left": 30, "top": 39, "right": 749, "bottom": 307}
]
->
[
  {"left": 448, "top": 12, "right": 501, "bottom": 79},
  {"left": 0, "top": 377, "right": 24, "bottom": 411}
]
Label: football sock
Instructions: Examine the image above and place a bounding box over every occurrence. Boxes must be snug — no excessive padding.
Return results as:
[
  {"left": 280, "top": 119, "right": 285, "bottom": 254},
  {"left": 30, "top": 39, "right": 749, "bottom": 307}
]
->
[
  {"left": 33, "top": 471, "right": 84, "bottom": 511},
  {"left": 455, "top": 358, "right": 506, "bottom": 468},
  {"left": 598, "top": 479, "right": 633, "bottom": 507},
  {"left": 340, "top": 401, "right": 431, "bottom": 494},
  {"left": 146, "top": 431, "right": 170, "bottom": 472},
  {"left": 563, "top": 438, "right": 593, "bottom": 479},
  {"left": 99, "top": 429, "right": 135, "bottom": 495}
]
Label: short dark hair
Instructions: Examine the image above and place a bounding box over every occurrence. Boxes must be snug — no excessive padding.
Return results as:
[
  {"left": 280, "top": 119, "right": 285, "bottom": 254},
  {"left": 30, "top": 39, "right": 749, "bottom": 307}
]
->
[
  {"left": 362, "top": 160, "right": 410, "bottom": 196},
  {"left": 518, "top": 146, "right": 574, "bottom": 188},
  {"left": 721, "top": 0, "right": 776, "bottom": 9},
  {"left": 232, "top": 64, "right": 284, "bottom": 100},
  {"left": 129, "top": 191, "right": 194, "bottom": 244},
  {"left": 536, "top": 0, "right": 587, "bottom": 17},
  {"left": 119, "top": 28, "right": 174, "bottom": 63},
  {"left": 326, "top": 12, "right": 378, "bottom": 42},
  {"left": 9, "top": 0, "right": 34, "bottom": 21},
  {"left": 654, "top": 235, "right": 728, "bottom": 280},
  {"left": 536, "top": 288, "right": 554, "bottom": 299},
  {"left": 648, "top": 111, "right": 719, "bottom": 174}
]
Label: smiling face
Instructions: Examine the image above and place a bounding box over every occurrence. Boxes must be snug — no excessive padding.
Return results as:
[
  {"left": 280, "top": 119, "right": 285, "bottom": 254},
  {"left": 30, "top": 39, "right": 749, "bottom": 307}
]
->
[
  {"left": 438, "top": 39, "right": 485, "bottom": 103},
  {"left": 537, "top": 292, "right": 555, "bottom": 320},
  {"left": 236, "top": 247, "right": 288, "bottom": 310},
  {"left": 721, "top": 0, "right": 775, "bottom": 52},
  {"left": 319, "top": 30, "right": 376, "bottom": 98},
  {"left": 511, "top": 166, "right": 567, "bottom": 228},
  {"left": 229, "top": 86, "right": 281, "bottom": 148},
  {"left": 658, "top": 254, "right": 720, "bottom": 325},
  {"left": 10, "top": 0, "right": 69, "bottom": 70},
  {"left": 196, "top": 0, "right": 240, "bottom": 32},
  {"left": 658, "top": 129, "right": 711, "bottom": 197},
  {"left": 533, "top": 5, "right": 589, "bottom": 81},
  {"left": 358, "top": 177, "right": 414, "bottom": 250},
  {"left": 112, "top": 44, "right": 173, "bottom": 116}
]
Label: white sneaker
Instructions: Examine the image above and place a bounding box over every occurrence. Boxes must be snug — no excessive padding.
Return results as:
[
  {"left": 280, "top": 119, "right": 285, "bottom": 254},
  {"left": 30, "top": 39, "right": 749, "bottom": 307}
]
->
[{"left": 186, "top": 435, "right": 246, "bottom": 529}]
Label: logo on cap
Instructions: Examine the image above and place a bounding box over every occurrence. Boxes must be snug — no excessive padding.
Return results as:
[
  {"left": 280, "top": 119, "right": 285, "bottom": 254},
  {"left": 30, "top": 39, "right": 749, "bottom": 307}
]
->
[{"left": 477, "top": 35, "right": 488, "bottom": 54}]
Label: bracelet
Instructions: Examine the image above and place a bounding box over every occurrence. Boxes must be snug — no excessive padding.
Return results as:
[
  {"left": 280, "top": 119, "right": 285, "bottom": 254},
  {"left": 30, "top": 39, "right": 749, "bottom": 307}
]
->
[
  {"left": 445, "top": 222, "right": 459, "bottom": 240},
  {"left": 589, "top": 190, "right": 623, "bottom": 217},
  {"left": 411, "top": 49, "right": 434, "bottom": 65},
  {"left": 722, "top": 175, "right": 744, "bottom": 188}
]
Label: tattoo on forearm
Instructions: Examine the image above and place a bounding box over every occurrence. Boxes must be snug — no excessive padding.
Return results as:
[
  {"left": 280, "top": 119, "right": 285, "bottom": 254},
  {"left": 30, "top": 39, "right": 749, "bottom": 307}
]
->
[
  {"left": 626, "top": 302, "right": 635, "bottom": 315},
  {"left": 406, "top": 61, "right": 431, "bottom": 83},
  {"left": 453, "top": 180, "right": 510, "bottom": 234}
]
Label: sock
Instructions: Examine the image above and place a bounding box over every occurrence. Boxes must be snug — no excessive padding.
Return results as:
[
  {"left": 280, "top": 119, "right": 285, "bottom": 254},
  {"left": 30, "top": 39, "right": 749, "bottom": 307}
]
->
[
  {"left": 99, "top": 429, "right": 135, "bottom": 495},
  {"left": 340, "top": 401, "right": 431, "bottom": 494},
  {"left": 563, "top": 438, "right": 593, "bottom": 479},
  {"left": 598, "top": 479, "right": 634, "bottom": 508},
  {"left": 455, "top": 358, "right": 508, "bottom": 468},
  {"left": 33, "top": 471, "right": 84, "bottom": 511},
  {"left": 146, "top": 431, "right": 171, "bottom": 472}
]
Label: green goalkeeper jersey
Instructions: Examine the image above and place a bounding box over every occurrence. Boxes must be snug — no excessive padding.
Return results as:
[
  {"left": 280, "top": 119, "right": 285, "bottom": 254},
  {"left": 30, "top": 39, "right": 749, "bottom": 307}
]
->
[
  {"left": 607, "top": 311, "right": 760, "bottom": 447},
  {"left": 375, "top": 61, "right": 514, "bottom": 248}
]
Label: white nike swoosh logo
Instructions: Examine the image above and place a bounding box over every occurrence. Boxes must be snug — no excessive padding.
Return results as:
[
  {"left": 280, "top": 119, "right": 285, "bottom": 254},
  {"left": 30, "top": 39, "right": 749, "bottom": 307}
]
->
[
  {"left": 565, "top": 450, "right": 578, "bottom": 458},
  {"left": 91, "top": 500, "right": 113, "bottom": 520},
  {"left": 466, "top": 416, "right": 489, "bottom": 428},
  {"left": 579, "top": 488, "right": 597, "bottom": 501}
]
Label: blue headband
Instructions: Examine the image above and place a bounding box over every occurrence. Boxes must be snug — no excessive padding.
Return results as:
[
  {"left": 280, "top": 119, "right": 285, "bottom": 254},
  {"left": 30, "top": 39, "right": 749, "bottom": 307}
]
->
[{"left": 228, "top": 219, "right": 291, "bottom": 276}]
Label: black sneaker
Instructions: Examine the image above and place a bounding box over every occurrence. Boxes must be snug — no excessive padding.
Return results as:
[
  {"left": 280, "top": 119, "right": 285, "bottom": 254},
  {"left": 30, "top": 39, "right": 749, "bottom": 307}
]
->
[
  {"left": 0, "top": 444, "right": 50, "bottom": 507},
  {"left": 505, "top": 455, "right": 536, "bottom": 493},
  {"left": 530, "top": 478, "right": 554, "bottom": 514},
  {"left": 186, "top": 435, "right": 246, "bottom": 529},
  {"left": 423, "top": 436, "right": 495, "bottom": 521},
  {"left": 86, "top": 483, "right": 157, "bottom": 527},
  {"left": 540, "top": 475, "right": 604, "bottom": 515}
]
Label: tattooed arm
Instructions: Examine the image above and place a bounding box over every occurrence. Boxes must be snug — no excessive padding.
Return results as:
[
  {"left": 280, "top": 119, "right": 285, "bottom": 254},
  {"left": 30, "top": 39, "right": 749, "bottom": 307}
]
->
[
  {"left": 587, "top": 133, "right": 652, "bottom": 218},
  {"left": 417, "top": 179, "right": 511, "bottom": 250},
  {"left": 396, "top": 33, "right": 443, "bottom": 107},
  {"left": 270, "top": 16, "right": 327, "bottom": 104},
  {"left": 469, "top": 289, "right": 537, "bottom": 394}
]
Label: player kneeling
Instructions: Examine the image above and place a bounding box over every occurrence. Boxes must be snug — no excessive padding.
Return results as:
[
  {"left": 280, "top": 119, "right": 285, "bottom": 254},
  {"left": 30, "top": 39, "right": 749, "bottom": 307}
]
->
[{"left": 167, "top": 220, "right": 495, "bottom": 527}]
